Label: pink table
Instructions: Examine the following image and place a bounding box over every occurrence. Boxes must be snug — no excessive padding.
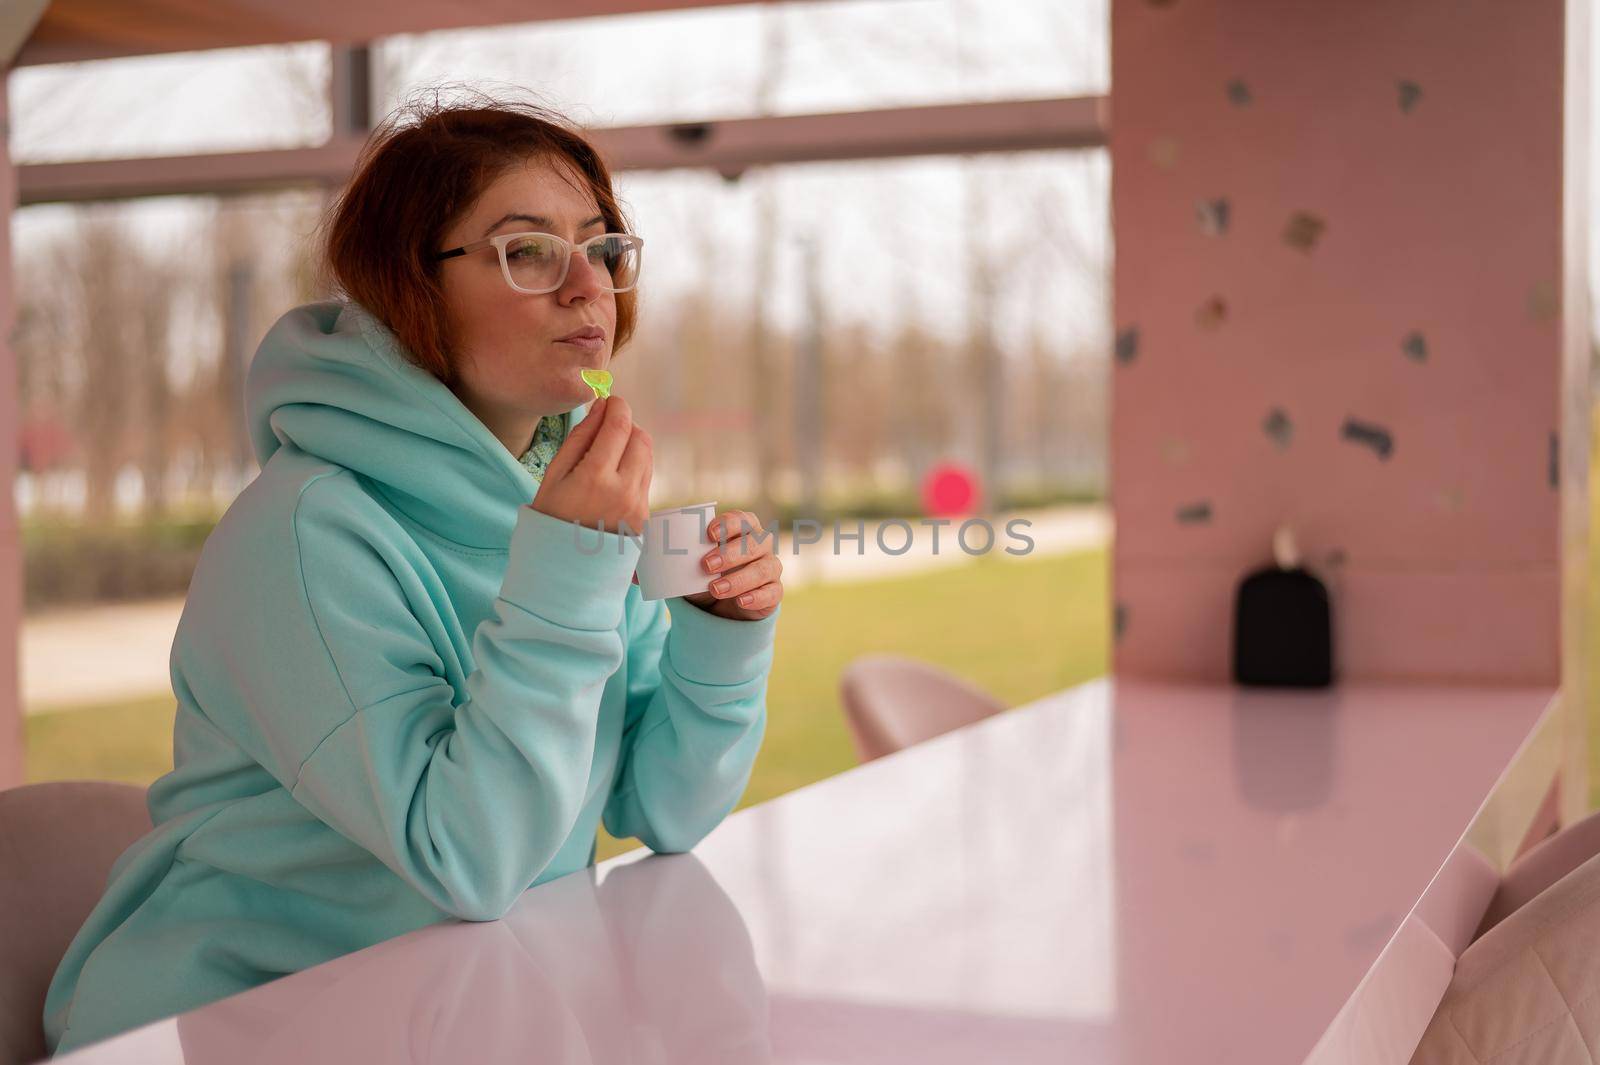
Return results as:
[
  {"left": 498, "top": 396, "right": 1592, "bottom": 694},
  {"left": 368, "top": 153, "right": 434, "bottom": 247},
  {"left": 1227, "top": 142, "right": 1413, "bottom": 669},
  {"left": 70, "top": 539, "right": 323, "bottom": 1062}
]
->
[{"left": 53, "top": 679, "right": 1558, "bottom": 1065}]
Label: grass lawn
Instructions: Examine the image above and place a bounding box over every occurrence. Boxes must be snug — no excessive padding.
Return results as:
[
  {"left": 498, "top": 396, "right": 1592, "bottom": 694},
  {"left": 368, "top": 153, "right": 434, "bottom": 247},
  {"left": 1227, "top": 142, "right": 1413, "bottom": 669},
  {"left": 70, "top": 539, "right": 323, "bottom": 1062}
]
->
[{"left": 25, "top": 548, "right": 1112, "bottom": 862}]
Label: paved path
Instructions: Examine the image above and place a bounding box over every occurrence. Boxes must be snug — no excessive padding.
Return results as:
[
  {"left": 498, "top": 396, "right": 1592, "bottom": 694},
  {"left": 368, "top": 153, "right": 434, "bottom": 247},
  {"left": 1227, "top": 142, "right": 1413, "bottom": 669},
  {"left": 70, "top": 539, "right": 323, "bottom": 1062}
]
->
[
  {"left": 22, "top": 504, "right": 1110, "bottom": 715},
  {"left": 23, "top": 597, "right": 186, "bottom": 715}
]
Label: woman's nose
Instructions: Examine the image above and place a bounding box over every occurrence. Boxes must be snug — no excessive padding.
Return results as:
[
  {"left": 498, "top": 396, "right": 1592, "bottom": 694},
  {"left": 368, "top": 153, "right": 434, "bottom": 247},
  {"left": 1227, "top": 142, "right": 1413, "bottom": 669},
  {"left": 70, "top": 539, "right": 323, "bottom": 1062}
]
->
[{"left": 559, "top": 251, "right": 604, "bottom": 303}]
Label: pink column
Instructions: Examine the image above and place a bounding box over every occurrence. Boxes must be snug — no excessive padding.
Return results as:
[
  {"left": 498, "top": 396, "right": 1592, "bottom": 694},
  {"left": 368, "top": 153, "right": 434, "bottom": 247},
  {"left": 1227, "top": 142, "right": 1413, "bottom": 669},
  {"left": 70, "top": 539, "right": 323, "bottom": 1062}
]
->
[
  {"left": 0, "top": 67, "right": 22, "bottom": 788},
  {"left": 1110, "top": 0, "right": 1584, "bottom": 689}
]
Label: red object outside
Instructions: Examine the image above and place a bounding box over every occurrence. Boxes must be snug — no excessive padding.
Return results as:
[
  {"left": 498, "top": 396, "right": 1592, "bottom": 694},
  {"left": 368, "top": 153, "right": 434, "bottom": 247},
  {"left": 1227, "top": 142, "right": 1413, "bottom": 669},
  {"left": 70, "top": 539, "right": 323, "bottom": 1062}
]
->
[{"left": 920, "top": 462, "right": 979, "bottom": 518}]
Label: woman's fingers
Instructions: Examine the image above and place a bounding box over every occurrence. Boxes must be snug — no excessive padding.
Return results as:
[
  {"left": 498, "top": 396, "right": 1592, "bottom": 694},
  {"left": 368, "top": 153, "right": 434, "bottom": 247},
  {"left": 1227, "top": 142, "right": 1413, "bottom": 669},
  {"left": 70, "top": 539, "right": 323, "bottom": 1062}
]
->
[
  {"left": 732, "top": 580, "right": 782, "bottom": 613},
  {"left": 542, "top": 397, "right": 607, "bottom": 481},
  {"left": 577, "top": 393, "right": 634, "bottom": 474},
  {"left": 704, "top": 511, "right": 772, "bottom": 573},
  {"left": 680, "top": 509, "right": 784, "bottom": 619},
  {"left": 528, "top": 398, "right": 649, "bottom": 534},
  {"left": 616, "top": 424, "right": 653, "bottom": 518},
  {"left": 705, "top": 554, "right": 782, "bottom": 599},
  {"left": 707, "top": 510, "right": 755, "bottom": 544}
]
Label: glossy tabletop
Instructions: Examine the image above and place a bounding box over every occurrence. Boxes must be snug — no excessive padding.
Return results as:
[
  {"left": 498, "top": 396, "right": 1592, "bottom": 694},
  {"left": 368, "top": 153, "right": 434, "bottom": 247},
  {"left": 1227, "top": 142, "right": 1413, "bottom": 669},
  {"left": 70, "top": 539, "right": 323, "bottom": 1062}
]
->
[{"left": 53, "top": 679, "right": 1558, "bottom": 1065}]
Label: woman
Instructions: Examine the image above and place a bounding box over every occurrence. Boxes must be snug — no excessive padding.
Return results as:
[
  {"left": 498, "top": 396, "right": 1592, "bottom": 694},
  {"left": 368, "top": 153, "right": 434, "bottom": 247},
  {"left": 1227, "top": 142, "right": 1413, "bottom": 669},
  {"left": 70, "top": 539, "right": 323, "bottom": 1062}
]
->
[{"left": 43, "top": 92, "right": 783, "bottom": 1056}]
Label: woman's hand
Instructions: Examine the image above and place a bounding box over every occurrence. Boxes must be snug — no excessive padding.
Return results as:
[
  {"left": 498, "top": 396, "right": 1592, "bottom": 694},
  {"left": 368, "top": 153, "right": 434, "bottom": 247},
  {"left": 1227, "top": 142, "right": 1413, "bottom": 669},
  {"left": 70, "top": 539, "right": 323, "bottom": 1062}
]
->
[
  {"left": 530, "top": 396, "right": 652, "bottom": 534},
  {"left": 681, "top": 509, "right": 784, "bottom": 621}
]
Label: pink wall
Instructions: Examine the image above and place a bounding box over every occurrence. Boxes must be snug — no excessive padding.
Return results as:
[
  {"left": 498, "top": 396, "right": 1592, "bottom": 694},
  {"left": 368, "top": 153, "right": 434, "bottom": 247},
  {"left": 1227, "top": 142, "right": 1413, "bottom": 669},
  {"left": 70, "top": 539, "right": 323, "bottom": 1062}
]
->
[{"left": 1110, "top": 0, "right": 1575, "bottom": 683}]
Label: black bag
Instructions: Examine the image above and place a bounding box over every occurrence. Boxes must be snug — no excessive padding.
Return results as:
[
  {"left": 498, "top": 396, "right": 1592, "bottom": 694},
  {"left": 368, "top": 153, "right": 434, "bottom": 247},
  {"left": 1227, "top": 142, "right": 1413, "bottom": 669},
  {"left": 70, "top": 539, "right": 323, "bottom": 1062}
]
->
[{"left": 1232, "top": 565, "right": 1333, "bottom": 688}]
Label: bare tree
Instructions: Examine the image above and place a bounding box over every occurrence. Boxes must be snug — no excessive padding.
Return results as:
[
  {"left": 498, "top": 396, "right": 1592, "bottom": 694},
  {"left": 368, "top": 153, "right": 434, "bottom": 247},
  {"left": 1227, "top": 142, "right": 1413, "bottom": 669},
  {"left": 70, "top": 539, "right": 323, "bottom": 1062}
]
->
[
  {"left": 747, "top": 2, "right": 789, "bottom": 520},
  {"left": 822, "top": 317, "right": 888, "bottom": 488},
  {"left": 888, "top": 316, "right": 954, "bottom": 490},
  {"left": 15, "top": 232, "right": 83, "bottom": 511},
  {"left": 183, "top": 196, "right": 307, "bottom": 501},
  {"left": 134, "top": 257, "right": 179, "bottom": 517},
  {"left": 67, "top": 209, "right": 142, "bottom": 522}
]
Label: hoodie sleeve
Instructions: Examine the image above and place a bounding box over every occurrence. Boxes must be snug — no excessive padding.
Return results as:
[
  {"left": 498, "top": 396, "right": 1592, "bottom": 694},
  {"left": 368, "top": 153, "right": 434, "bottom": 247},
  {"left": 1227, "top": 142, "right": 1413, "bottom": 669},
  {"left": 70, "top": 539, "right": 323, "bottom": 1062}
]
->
[
  {"left": 269, "top": 481, "right": 641, "bottom": 922},
  {"left": 601, "top": 589, "right": 779, "bottom": 853}
]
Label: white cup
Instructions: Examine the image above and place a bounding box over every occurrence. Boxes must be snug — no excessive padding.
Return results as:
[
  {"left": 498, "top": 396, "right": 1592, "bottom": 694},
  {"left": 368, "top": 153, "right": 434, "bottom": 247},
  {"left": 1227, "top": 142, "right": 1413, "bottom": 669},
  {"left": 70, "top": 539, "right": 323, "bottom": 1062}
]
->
[{"left": 635, "top": 501, "right": 718, "bottom": 601}]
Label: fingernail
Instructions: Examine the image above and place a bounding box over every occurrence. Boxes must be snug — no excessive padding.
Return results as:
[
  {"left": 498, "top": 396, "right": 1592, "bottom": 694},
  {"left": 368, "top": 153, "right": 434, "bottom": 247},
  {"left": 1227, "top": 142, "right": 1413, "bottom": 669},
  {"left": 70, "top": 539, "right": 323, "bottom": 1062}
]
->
[
  {"left": 704, "top": 553, "right": 722, "bottom": 572},
  {"left": 712, "top": 578, "right": 731, "bottom": 595},
  {"left": 738, "top": 593, "right": 753, "bottom": 606}
]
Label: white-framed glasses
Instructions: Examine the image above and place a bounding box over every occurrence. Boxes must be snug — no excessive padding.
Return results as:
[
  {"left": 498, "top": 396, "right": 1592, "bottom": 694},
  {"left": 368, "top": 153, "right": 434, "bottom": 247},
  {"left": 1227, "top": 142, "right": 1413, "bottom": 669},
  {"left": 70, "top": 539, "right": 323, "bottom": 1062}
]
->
[{"left": 434, "top": 231, "right": 644, "bottom": 295}]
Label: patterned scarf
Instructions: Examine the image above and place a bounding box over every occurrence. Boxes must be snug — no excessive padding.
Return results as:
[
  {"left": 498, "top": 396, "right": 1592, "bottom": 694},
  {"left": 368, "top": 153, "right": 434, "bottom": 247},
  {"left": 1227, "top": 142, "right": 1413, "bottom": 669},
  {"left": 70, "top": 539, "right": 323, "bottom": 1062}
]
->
[{"left": 516, "top": 412, "right": 567, "bottom": 483}]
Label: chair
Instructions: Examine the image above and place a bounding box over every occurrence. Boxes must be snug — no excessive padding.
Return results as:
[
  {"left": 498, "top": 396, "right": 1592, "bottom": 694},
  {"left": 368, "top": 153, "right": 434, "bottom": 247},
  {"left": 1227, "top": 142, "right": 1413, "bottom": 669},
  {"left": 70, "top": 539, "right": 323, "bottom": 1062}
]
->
[
  {"left": 0, "top": 781, "right": 151, "bottom": 1065},
  {"left": 839, "top": 654, "right": 1006, "bottom": 763},
  {"left": 1477, "top": 807, "right": 1600, "bottom": 936},
  {"left": 1409, "top": 844, "right": 1600, "bottom": 1064}
]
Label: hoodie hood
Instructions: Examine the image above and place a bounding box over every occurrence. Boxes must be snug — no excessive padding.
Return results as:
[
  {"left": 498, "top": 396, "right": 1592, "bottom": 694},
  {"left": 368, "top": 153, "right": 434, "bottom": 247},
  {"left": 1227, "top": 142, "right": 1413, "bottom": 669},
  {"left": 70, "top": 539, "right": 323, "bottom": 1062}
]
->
[{"left": 246, "top": 299, "right": 591, "bottom": 550}]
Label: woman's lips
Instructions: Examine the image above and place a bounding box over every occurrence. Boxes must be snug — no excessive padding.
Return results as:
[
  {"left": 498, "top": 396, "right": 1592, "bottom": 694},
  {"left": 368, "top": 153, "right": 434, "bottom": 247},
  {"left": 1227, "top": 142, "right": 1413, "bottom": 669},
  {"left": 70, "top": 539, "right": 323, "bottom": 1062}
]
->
[{"left": 557, "top": 336, "right": 605, "bottom": 353}]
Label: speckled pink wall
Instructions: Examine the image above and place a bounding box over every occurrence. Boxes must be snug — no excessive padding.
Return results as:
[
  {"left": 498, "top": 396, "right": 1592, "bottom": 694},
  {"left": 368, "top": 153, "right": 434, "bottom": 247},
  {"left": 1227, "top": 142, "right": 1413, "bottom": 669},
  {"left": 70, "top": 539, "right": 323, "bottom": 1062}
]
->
[{"left": 1111, "top": 0, "right": 1567, "bottom": 683}]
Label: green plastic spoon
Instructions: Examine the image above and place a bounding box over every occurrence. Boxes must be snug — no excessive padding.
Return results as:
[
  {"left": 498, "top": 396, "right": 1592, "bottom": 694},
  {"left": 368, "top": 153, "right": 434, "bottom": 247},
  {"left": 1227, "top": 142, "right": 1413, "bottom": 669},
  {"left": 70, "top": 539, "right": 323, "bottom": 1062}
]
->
[{"left": 580, "top": 368, "right": 613, "bottom": 399}]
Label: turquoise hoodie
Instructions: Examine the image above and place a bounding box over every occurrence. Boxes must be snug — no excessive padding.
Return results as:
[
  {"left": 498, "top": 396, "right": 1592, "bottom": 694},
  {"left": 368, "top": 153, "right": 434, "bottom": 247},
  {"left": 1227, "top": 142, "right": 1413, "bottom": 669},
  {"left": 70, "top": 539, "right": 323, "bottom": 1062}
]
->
[{"left": 42, "top": 299, "right": 780, "bottom": 1056}]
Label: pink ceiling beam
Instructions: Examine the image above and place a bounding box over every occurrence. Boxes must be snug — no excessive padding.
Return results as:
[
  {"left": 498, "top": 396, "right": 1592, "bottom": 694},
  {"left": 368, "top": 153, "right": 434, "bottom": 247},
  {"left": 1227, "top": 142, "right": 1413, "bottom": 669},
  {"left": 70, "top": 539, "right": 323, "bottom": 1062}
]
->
[
  {"left": 15, "top": 0, "right": 829, "bottom": 67},
  {"left": 20, "top": 139, "right": 373, "bottom": 205},
  {"left": 18, "top": 95, "right": 1108, "bottom": 205},
  {"left": 588, "top": 96, "right": 1108, "bottom": 177}
]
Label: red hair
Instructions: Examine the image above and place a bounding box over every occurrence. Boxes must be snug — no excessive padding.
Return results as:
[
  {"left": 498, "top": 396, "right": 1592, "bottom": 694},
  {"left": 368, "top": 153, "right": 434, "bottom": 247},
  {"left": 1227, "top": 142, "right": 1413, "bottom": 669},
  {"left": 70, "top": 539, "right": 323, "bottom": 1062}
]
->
[{"left": 315, "top": 86, "right": 638, "bottom": 386}]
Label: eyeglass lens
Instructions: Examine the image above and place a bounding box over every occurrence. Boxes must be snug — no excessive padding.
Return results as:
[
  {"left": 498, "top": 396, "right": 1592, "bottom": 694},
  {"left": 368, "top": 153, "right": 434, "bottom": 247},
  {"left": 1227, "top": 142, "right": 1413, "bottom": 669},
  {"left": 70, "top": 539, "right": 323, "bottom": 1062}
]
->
[{"left": 505, "top": 235, "right": 640, "bottom": 292}]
